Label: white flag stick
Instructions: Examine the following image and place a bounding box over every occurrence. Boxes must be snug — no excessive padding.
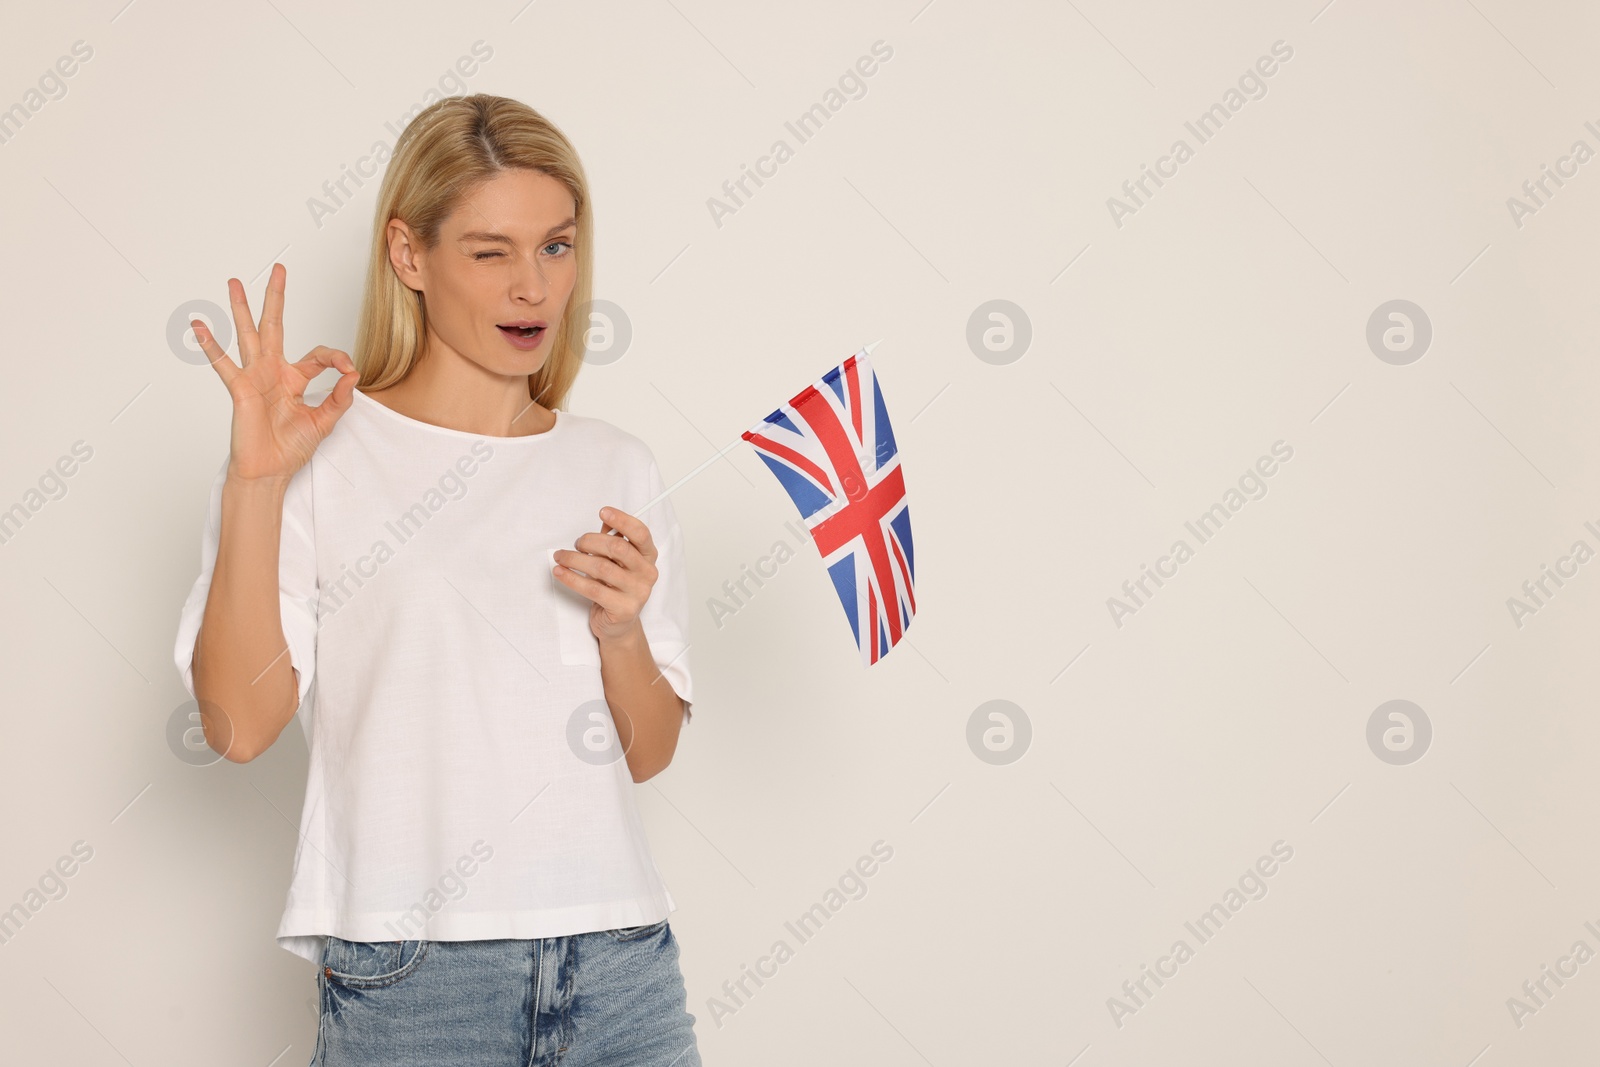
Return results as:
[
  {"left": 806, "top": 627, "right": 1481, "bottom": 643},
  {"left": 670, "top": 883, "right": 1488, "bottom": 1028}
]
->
[{"left": 624, "top": 339, "right": 883, "bottom": 520}]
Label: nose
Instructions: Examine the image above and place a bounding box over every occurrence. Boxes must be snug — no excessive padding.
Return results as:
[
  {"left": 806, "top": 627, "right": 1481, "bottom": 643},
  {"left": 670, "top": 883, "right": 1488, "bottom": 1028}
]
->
[{"left": 508, "top": 244, "right": 550, "bottom": 305}]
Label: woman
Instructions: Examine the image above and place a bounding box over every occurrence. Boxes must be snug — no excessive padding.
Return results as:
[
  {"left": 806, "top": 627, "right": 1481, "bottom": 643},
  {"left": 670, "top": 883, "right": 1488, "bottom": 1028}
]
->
[{"left": 173, "top": 94, "right": 701, "bottom": 1066}]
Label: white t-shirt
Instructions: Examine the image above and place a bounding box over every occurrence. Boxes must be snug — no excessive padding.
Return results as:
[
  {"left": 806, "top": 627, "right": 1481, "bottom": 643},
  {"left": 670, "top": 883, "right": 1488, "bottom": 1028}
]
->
[{"left": 172, "top": 387, "right": 694, "bottom": 965}]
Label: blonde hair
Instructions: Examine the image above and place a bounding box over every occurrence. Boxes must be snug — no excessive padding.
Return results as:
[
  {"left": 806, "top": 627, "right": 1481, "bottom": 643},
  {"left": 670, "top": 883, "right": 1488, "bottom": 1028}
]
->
[{"left": 352, "top": 94, "right": 593, "bottom": 411}]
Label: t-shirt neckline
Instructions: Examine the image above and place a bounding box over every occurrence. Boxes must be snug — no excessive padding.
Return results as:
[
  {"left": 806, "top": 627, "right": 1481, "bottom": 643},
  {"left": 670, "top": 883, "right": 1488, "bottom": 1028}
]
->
[{"left": 352, "top": 387, "right": 563, "bottom": 444}]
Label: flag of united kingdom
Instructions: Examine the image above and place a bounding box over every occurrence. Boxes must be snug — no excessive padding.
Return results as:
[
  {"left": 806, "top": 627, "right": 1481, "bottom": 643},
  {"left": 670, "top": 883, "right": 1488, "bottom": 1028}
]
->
[{"left": 742, "top": 349, "right": 915, "bottom": 665}]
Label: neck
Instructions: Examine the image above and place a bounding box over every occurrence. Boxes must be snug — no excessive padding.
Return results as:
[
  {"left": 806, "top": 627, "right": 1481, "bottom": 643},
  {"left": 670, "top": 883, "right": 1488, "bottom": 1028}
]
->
[{"left": 362, "top": 347, "right": 554, "bottom": 438}]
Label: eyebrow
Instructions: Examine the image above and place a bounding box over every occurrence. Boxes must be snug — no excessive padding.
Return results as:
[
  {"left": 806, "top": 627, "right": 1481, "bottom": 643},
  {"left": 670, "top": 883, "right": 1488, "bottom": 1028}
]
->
[{"left": 457, "top": 217, "right": 577, "bottom": 244}]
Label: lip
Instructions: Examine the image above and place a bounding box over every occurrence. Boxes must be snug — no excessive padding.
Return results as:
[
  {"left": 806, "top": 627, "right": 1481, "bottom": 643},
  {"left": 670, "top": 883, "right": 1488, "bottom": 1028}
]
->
[
  {"left": 498, "top": 319, "right": 548, "bottom": 329},
  {"left": 496, "top": 322, "right": 548, "bottom": 351}
]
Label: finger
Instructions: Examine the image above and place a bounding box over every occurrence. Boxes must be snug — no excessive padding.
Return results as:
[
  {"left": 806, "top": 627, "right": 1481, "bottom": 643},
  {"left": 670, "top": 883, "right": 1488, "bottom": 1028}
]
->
[
  {"left": 597, "top": 507, "right": 655, "bottom": 553},
  {"left": 228, "top": 277, "right": 262, "bottom": 368},
  {"left": 573, "top": 529, "right": 648, "bottom": 573},
  {"left": 258, "top": 263, "right": 286, "bottom": 362},
  {"left": 308, "top": 367, "right": 361, "bottom": 439},
  {"left": 189, "top": 319, "right": 241, "bottom": 389},
  {"left": 553, "top": 559, "right": 632, "bottom": 616},
  {"left": 555, "top": 546, "right": 627, "bottom": 586},
  {"left": 290, "top": 346, "right": 357, "bottom": 386}
]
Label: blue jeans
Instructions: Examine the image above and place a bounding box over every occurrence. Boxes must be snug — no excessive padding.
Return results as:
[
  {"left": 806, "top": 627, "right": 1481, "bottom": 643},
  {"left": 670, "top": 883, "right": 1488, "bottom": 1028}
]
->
[{"left": 311, "top": 920, "right": 701, "bottom": 1066}]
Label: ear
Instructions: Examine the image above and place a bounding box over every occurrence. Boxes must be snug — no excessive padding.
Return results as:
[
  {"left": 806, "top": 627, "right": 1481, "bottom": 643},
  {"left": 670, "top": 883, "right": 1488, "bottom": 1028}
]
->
[{"left": 387, "top": 218, "right": 425, "bottom": 291}]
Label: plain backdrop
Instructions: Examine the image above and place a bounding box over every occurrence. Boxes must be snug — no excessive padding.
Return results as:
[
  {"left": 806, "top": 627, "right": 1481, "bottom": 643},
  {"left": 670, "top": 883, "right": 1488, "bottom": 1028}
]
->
[{"left": 1, "top": 0, "right": 1597, "bottom": 1063}]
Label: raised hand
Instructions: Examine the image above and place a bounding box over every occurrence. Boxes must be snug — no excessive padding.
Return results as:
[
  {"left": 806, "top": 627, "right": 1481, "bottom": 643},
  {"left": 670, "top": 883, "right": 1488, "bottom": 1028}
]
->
[{"left": 190, "top": 262, "right": 359, "bottom": 484}]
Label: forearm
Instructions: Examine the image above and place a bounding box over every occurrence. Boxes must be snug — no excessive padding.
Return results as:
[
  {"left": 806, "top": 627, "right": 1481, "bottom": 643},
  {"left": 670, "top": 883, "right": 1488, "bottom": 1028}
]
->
[
  {"left": 597, "top": 621, "right": 685, "bottom": 782},
  {"left": 190, "top": 475, "right": 301, "bottom": 763}
]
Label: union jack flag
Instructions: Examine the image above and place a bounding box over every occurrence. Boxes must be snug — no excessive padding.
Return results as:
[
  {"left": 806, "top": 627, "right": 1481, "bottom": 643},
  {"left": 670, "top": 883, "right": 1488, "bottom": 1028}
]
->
[{"left": 742, "top": 349, "right": 915, "bottom": 665}]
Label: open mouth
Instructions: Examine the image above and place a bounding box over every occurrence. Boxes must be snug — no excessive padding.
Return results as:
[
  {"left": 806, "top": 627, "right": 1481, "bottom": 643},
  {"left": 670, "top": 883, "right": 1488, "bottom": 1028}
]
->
[{"left": 498, "top": 324, "right": 545, "bottom": 339}]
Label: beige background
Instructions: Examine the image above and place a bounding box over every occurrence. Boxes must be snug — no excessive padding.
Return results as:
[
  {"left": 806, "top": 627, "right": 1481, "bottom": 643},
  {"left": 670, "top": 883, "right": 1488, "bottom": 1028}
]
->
[{"left": 1, "top": 0, "right": 1597, "bottom": 1063}]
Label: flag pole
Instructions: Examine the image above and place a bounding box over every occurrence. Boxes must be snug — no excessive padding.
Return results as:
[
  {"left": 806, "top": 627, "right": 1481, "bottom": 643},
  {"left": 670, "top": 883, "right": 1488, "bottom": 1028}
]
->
[{"left": 625, "top": 340, "right": 882, "bottom": 519}]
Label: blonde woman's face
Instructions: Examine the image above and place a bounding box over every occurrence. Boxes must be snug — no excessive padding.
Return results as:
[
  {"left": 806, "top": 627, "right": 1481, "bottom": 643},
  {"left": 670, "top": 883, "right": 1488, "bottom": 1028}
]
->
[{"left": 400, "top": 168, "right": 579, "bottom": 379}]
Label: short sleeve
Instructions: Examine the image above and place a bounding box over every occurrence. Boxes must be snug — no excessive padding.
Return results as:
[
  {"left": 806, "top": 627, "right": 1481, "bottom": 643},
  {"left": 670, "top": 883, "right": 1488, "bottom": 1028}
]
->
[
  {"left": 173, "top": 455, "right": 319, "bottom": 710},
  {"left": 639, "top": 454, "right": 694, "bottom": 725}
]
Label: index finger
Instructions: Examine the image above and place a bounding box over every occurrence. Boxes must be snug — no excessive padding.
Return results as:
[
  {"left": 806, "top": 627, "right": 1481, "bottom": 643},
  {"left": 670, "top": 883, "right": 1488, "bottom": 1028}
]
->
[{"left": 598, "top": 506, "right": 655, "bottom": 553}]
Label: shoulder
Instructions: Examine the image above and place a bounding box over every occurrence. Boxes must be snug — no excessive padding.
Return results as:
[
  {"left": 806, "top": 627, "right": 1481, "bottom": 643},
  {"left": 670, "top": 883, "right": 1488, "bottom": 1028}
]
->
[{"left": 556, "top": 410, "right": 660, "bottom": 471}]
